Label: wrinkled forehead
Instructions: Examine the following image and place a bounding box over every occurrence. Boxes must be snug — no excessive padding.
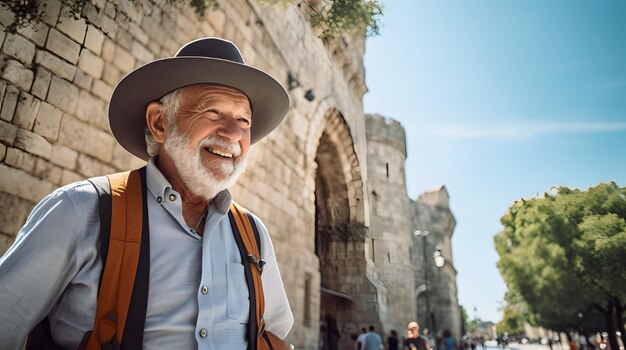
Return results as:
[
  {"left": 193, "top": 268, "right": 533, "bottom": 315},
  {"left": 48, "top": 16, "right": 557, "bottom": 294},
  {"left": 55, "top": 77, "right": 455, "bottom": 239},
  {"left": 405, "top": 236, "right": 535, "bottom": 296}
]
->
[{"left": 180, "top": 83, "right": 252, "bottom": 115}]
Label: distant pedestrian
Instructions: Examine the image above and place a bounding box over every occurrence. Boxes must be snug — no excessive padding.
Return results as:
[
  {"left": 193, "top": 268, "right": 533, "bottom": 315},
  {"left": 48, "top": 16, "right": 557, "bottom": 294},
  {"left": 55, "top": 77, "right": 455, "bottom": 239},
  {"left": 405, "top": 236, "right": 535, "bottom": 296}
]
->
[
  {"left": 362, "top": 325, "right": 384, "bottom": 350},
  {"left": 356, "top": 328, "right": 368, "bottom": 350},
  {"left": 440, "top": 330, "right": 459, "bottom": 350},
  {"left": 569, "top": 338, "right": 577, "bottom": 350},
  {"left": 404, "top": 322, "right": 431, "bottom": 350},
  {"left": 388, "top": 330, "right": 400, "bottom": 350}
]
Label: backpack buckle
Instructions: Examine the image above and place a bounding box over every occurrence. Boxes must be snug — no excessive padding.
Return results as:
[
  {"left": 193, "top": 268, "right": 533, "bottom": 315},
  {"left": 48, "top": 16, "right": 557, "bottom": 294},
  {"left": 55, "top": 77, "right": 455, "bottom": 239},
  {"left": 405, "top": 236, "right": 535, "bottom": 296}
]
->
[{"left": 247, "top": 254, "right": 266, "bottom": 273}]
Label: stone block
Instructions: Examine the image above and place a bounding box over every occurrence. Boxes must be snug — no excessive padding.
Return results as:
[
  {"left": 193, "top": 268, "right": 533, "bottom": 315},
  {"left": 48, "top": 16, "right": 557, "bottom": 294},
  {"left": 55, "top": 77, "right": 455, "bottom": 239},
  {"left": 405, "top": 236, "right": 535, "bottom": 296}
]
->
[
  {"left": 140, "top": 15, "right": 160, "bottom": 41},
  {"left": 0, "top": 143, "right": 5, "bottom": 160},
  {"left": 104, "top": 2, "right": 116, "bottom": 18},
  {"left": 102, "top": 63, "right": 121, "bottom": 86},
  {"left": 0, "top": 59, "right": 34, "bottom": 91},
  {"left": 131, "top": 41, "right": 154, "bottom": 65},
  {"left": 91, "top": 0, "right": 106, "bottom": 10},
  {"left": 176, "top": 12, "right": 197, "bottom": 37},
  {"left": 35, "top": 50, "right": 77, "bottom": 81},
  {"left": 2, "top": 33, "right": 37, "bottom": 65},
  {"left": 208, "top": 8, "right": 226, "bottom": 33},
  {"left": 34, "top": 101, "right": 63, "bottom": 141},
  {"left": 128, "top": 22, "right": 148, "bottom": 46},
  {"left": 73, "top": 69, "right": 93, "bottom": 90},
  {"left": 77, "top": 153, "right": 115, "bottom": 177},
  {"left": 47, "top": 75, "right": 78, "bottom": 114},
  {"left": 85, "top": 25, "right": 105, "bottom": 55},
  {"left": 75, "top": 89, "right": 105, "bottom": 123},
  {"left": 0, "top": 164, "right": 55, "bottom": 202},
  {"left": 200, "top": 21, "right": 216, "bottom": 37},
  {"left": 34, "top": 158, "right": 63, "bottom": 184},
  {"left": 56, "top": 6, "right": 87, "bottom": 43},
  {"left": 46, "top": 28, "right": 80, "bottom": 64},
  {"left": 102, "top": 38, "right": 116, "bottom": 62},
  {"left": 0, "top": 6, "right": 15, "bottom": 27},
  {"left": 147, "top": 41, "right": 160, "bottom": 57},
  {"left": 91, "top": 80, "right": 113, "bottom": 101},
  {"left": 13, "top": 91, "right": 41, "bottom": 130},
  {"left": 14, "top": 128, "right": 52, "bottom": 159},
  {"left": 116, "top": 29, "right": 132, "bottom": 50},
  {"left": 0, "top": 192, "right": 35, "bottom": 240},
  {"left": 78, "top": 49, "right": 104, "bottom": 78},
  {"left": 0, "top": 120, "right": 17, "bottom": 146},
  {"left": 82, "top": 2, "right": 103, "bottom": 28},
  {"left": 113, "top": 46, "right": 135, "bottom": 73},
  {"left": 58, "top": 115, "right": 114, "bottom": 162},
  {"left": 60, "top": 168, "right": 83, "bottom": 185},
  {"left": 50, "top": 144, "right": 77, "bottom": 169},
  {"left": 5, "top": 147, "right": 36, "bottom": 172},
  {"left": 0, "top": 81, "right": 5, "bottom": 108},
  {"left": 101, "top": 14, "right": 119, "bottom": 39},
  {"left": 39, "top": 0, "right": 63, "bottom": 26},
  {"left": 119, "top": 1, "right": 143, "bottom": 23},
  {"left": 0, "top": 85, "right": 19, "bottom": 122},
  {"left": 31, "top": 67, "right": 52, "bottom": 99}
]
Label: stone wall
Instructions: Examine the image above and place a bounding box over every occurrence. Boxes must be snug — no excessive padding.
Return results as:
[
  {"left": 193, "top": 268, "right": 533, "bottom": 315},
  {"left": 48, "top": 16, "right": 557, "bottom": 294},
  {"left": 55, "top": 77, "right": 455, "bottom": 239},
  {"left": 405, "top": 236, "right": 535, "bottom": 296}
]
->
[{"left": 0, "top": 1, "right": 373, "bottom": 348}]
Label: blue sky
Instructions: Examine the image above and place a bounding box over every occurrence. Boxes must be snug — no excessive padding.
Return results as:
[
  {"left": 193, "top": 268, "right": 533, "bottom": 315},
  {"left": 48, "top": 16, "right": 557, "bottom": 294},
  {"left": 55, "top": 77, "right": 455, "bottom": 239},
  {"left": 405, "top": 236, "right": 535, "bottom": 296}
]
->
[{"left": 363, "top": 1, "right": 626, "bottom": 322}]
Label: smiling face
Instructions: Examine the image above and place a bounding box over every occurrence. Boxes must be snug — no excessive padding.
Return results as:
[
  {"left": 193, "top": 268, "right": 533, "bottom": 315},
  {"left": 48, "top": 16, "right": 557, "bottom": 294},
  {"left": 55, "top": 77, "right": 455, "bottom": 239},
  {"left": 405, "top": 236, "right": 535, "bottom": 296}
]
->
[{"left": 160, "top": 84, "right": 252, "bottom": 200}]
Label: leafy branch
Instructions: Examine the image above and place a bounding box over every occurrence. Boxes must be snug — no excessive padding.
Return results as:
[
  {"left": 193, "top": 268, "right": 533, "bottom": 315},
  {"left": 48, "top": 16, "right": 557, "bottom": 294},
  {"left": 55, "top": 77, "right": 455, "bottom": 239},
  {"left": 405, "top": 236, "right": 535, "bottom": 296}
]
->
[{"left": 1, "top": 0, "right": 382, "bottom": 40}]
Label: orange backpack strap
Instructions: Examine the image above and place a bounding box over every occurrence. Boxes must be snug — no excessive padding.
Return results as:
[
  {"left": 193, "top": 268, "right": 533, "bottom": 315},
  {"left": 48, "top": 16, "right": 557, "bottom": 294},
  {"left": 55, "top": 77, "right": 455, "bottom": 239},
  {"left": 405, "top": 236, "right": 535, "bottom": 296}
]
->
[
  {"left": 229, "top": 202, "right": 289, "bottom": 350},
  {"left": 86, "top": 168, "right": 149, "bottom": 350}
]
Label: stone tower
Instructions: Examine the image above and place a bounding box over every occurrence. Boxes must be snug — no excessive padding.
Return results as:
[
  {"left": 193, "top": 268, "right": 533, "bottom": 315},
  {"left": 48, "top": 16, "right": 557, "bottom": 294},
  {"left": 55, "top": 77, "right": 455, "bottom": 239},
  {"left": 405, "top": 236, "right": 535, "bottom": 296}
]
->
[
  {"left": 365, "top": 113, "right": 417, "bottom": 333},
  {"left": 410, "top": 185, "right": 462, "bottom": 339}
]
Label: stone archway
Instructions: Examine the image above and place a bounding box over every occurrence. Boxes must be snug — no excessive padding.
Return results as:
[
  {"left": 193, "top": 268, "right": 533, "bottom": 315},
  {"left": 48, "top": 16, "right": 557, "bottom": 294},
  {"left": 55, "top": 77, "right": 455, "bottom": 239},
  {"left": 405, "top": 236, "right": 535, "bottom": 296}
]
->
[{"left": 312, "top": 109, "right": 379, "bottom": 350}]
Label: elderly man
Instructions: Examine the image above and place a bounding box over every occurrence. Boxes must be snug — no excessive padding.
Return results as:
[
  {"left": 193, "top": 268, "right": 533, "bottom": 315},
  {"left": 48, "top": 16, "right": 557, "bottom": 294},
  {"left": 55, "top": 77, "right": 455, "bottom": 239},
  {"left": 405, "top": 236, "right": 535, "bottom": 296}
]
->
[
  {"left": 404, "top": 322, "right": 431, "bottom": 350},
  {"left": 0, "top": 38, "right": 293, "bottom": 349}
]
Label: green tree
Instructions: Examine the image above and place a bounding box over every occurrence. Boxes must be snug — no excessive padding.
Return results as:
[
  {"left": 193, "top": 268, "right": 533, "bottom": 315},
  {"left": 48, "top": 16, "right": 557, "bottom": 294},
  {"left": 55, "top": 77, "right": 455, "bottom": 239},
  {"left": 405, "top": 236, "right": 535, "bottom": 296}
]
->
[
  {"left": 494, "top": 183, "right": 626, "bottom": 349},
  {"left": 496, "top": 290, "right": 528, "bottom": 336}
]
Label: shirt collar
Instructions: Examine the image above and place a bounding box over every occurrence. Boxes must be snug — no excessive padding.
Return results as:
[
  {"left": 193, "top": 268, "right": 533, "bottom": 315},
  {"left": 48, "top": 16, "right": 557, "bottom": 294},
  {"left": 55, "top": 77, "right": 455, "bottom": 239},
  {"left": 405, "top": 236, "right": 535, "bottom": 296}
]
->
[{"left": 145, "top": 157, "right": 233, "bottom": 214}]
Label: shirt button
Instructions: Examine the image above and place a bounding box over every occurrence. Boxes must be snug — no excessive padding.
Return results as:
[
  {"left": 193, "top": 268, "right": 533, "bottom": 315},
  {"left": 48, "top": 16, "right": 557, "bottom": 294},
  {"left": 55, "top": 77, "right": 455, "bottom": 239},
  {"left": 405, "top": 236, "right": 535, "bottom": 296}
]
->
[
  {"left": 201, "top": 286, "right": 208, "bottom": 295},
  {"left": 199, "top": 329, "right": 207, "bottom": 338},
  {"left": 169, "top": 194, "right": 176, "bottom": 201},
  {"left": 157, "top": 196, "right": 162, "bottom": 203}
]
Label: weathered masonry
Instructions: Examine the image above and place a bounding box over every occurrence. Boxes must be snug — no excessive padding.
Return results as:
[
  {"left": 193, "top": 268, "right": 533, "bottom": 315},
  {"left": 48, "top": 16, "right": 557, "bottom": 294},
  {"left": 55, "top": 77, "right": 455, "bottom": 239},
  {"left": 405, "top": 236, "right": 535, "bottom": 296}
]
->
[{"left": 0, "top": 1, "right": 460, "bottom": 348}]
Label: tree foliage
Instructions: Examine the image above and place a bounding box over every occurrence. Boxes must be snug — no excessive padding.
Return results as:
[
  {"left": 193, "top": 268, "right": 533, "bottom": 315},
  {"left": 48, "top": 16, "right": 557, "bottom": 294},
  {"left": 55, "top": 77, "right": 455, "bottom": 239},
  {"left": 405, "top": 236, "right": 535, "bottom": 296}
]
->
[
  {"left": 1, "top": 0, "right": 383, "bottom": 40},
  {"left": 494, "top": 182, "right": 626, "bottom": 344}
]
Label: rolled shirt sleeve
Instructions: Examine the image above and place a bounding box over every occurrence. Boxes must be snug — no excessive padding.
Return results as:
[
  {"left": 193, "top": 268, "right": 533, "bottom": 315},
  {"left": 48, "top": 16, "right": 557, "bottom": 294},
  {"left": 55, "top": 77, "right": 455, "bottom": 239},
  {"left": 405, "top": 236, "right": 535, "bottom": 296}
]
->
[
  {"left": 0, "top": 181, "right": 100, "bottom": 349},
  {"left": 253, "top": 215, "right": 294, "bottom": 340}
]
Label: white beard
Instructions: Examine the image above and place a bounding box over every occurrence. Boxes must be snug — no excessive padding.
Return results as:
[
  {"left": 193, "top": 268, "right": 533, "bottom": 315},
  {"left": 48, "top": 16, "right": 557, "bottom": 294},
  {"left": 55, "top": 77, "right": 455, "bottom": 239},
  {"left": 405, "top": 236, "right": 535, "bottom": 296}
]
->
[{"left": 163, "top": 125, "right": 249, "bottom": 200}]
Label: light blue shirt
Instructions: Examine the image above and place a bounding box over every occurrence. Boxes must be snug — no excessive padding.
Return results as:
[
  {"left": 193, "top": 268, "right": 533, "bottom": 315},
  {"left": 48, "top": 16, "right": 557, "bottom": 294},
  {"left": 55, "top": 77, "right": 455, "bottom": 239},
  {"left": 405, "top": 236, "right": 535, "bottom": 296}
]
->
[
  {"left": 0, "top": 158, "right": 293, "bottom": 349},
  {"left": 361, "top": 332, "right": 384, "bottom": 350}
]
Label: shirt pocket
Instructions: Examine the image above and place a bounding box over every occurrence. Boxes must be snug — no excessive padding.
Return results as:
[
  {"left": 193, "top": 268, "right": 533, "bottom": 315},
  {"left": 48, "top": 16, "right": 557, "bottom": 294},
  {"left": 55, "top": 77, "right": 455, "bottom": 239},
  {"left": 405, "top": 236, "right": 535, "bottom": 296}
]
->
[{"left": 226, "top": 263, "right": 250, "bottom": 324}]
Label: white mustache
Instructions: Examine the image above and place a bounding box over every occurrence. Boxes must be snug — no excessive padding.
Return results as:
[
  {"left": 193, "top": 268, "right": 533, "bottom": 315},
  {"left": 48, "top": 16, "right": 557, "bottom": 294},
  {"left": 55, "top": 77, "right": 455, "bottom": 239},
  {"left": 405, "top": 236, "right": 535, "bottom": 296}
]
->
[{"left": 199, "top": 135, "right": 242, "bottom": 157}]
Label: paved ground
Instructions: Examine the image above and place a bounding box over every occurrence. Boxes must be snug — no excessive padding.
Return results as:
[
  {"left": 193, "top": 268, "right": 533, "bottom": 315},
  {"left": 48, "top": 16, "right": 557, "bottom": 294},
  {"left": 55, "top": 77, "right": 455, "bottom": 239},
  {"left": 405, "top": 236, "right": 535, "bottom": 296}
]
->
[
  {"left": 506, "top": 343, "right": 553, "bottom": 350},
  {"left": 484, "top": 341, "right": 561, "bottom": 350}
]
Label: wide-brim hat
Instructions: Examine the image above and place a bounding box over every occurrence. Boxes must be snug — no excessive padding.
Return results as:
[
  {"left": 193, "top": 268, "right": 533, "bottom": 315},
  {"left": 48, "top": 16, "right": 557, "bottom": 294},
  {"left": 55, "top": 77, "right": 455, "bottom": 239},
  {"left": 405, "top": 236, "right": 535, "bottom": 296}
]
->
[{"left": 109, "top": 37, "right": 290, "bottom": 161}]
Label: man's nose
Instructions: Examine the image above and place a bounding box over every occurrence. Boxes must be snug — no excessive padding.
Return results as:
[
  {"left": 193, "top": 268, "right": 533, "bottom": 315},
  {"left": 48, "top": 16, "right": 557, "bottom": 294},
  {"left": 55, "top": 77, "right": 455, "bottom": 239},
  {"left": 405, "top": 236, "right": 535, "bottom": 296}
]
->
[{"left": 215, "top": 117, "right": 243, "bottom": 142}]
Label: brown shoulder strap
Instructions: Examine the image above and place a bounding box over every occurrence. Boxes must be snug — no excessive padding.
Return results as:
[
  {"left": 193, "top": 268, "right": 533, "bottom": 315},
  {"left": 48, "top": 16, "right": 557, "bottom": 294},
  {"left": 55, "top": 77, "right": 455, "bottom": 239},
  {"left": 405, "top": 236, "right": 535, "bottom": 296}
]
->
[
  {"left": 86, "top": 169, "right": 143, "bottom": 349},
  {"left": 229, "top": 202, "right": 267, "bottom": 349},
  {"left": 229, "top": 203, "right": 289, "bottom": 350}
]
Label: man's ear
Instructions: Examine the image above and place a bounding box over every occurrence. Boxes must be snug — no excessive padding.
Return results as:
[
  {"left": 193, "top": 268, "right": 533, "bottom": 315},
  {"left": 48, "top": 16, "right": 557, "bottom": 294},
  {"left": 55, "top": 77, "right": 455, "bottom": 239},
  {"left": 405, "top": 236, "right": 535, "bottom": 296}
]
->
[{"left": 146, "top": 101, "right": 169, "bottom": 143}]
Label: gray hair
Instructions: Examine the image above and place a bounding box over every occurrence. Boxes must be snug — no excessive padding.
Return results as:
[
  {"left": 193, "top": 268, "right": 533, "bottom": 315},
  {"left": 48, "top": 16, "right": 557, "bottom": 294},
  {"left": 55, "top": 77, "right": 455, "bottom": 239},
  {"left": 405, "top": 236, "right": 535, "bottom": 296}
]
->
[{"left": 144, "top": 89, "right": 181, "bottom": 157}]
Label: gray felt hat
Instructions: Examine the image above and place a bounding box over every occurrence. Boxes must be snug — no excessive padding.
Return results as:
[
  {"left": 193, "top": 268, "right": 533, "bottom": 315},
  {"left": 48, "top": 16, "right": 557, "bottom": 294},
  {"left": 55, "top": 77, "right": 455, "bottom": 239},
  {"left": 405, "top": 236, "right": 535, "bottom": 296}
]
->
[{"left": 108, "top": 37, "right": 290, "bottom": 161}]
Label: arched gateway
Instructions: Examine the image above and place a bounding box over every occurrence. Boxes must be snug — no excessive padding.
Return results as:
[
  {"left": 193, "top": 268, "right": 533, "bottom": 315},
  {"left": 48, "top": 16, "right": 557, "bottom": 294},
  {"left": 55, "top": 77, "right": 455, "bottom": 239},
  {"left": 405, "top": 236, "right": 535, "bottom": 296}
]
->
[{"left": 311, "top": 109, "right": 380, "bottom": 350}]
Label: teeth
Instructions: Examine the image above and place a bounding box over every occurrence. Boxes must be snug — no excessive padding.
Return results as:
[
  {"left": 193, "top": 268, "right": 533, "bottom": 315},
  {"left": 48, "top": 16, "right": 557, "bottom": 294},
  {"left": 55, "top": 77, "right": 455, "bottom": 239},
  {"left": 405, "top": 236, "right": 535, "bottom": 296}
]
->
[{"left": 207, "top": 147, "right": 233, "bottom": 158}]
